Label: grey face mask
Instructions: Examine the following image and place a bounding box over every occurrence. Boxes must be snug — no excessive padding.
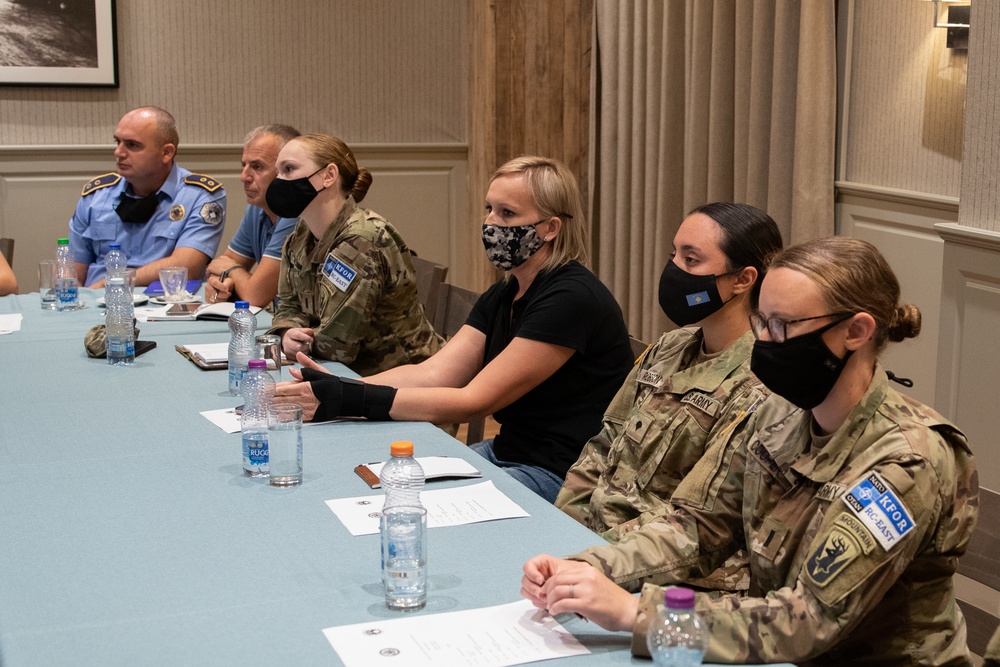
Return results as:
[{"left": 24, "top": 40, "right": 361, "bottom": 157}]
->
[{"left": 481, "top": 221, "right": 545, "bottom": 271}]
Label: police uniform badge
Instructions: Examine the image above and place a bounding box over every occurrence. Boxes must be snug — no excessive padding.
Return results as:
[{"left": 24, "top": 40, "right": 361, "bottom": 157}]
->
[
  {"left": 183, "top": 173, "right": 224, "bottom": 193},
  {"left": 169, "top": 205, "right": 185, "bottom": 221},
  {"left": 81, "top": 173, "right": 121, "bottom": 196},
  {"left": 322, "top": 254, "right": 358, "bottom": 292},
  {"left": 200, "top": 202, "right": 223, "bottom": 225}
]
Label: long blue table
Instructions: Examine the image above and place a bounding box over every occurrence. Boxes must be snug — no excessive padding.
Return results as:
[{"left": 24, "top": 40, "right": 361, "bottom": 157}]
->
[{"left": 0, "top": 291, "right": 790, "bottom": 666}]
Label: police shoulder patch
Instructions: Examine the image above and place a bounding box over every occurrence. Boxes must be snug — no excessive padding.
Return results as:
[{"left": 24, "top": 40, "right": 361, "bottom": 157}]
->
[
  {"left": 184, "top": 173, "right": 223, "bottom": 192},
  {"left": 81, "top": 173, "right": 121, "bottom": 196}
]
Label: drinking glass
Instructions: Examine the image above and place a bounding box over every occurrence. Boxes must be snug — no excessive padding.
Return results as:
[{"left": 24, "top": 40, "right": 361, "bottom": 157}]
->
[
  {"left": 38, "top": 260, "right": 57, "bottom": 310},
  {"left": 158, "top": 266, "right": 188, "bottom": 302},
  {"left": 267, "top": 404, "right": 302, "bottom": 486},
  {"left": 256, "top": 334, "right": 282, "bottom": 379}
]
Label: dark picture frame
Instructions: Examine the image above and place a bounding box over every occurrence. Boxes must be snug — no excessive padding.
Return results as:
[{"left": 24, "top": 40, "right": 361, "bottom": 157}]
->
[{"left": 0, "top": 0, "right": 118, "bottom": 87}]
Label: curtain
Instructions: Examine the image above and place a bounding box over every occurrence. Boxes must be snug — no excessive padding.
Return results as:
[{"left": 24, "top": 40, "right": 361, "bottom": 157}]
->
[{"left": 591, "top": 0, "right": 836, "bottom": 343}]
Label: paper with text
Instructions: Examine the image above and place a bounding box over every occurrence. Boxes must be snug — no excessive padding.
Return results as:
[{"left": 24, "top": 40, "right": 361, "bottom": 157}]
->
[
  {"left": 323, "top": 599, "right": 589, "bottom": 667},
  {"left": 325, "top": 480, "right": 529, "bottom": 536}
]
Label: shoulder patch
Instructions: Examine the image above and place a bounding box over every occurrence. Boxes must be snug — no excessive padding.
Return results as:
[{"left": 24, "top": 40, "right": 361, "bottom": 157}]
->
[
  {"left": 322, "top": 254, "right": 358, "bottom": 292},
  {"left": 842, "top": 471, "right": 915, "bottom": 551},
  {"left": 183, "top": 173, "right": 223, "bottom": 193},
  {"left": 805, "top": 525, "right": 862, "bottom": 587},
  {"left": 81, "top": 173, "right": 121, "bottom": 196}
]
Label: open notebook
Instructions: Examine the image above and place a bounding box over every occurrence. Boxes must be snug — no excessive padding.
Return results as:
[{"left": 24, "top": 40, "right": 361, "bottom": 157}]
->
[{"left": 147, "top": 302, "right": 262, "bottom": 322}]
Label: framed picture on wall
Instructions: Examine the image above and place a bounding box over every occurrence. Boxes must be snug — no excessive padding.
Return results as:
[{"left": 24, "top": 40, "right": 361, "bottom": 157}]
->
[{"left": 0, "top": 0, "right": 118, "bottom": 87}]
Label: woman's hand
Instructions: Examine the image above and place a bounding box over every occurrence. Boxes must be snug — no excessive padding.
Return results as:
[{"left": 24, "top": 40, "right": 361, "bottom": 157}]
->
[
  {"left": 521, "top": 554, "right": 638, "bottom": 633},
  {"left": 289, "top": 351, "right": 331, "bottom": 381},
  {"left": 273, "top": 379, "right": 320, "bottom": 421},
  {"left": 282, "top": 328, "right": 315, "bottom": 358}
]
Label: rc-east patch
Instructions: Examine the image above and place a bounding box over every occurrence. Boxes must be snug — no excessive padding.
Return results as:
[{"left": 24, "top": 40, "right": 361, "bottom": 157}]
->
[
  {"left": 805, "top": 471, "right": 914, "bottom": 587},
  {"left": 322, "top": 254, "right": 357, "bottom": 292}
]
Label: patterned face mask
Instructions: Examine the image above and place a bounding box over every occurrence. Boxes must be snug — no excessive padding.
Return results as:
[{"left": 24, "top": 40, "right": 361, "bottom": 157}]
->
[{"left": 481, "top": 221, "right": 546, "bottom": 271}]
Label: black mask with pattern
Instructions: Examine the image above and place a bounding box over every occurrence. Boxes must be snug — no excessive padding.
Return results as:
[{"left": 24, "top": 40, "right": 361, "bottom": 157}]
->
[{"left": 481, "top": 221, "right": 546, "bottom": 271}]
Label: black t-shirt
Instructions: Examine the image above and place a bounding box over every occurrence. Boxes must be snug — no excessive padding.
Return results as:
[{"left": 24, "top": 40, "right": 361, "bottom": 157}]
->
[{"left": 466, "top": 261, "right": 633, "bottom": 478}]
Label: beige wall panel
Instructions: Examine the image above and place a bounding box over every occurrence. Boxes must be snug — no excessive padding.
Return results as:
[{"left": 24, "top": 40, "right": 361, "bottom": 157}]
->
[
  {"left": 837, "top": 195, "right": 954, "bottom": 409},
  {"left": 935, "top": 226, "right": 1000, "bottom": 493},
  {"left": 0, "top": 145, "right": 466, "bottom": 293},
  {"left": 0, "top": 0, "right": 466, "bottom": 145},
  {"left": 959, "top": 0, "right": 1000, "bottom": 232},
  {"left": 844, "top": 0, "right": 965, "bottom": 196}
]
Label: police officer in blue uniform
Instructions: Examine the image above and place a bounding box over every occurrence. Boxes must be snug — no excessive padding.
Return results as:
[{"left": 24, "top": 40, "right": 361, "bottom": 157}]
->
[{"left": 69, "top": 106, "right": 226, "bottom": 287}]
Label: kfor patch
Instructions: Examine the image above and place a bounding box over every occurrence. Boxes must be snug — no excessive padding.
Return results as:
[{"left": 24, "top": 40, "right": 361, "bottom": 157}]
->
[
  {"left": 323, "top": 255, "right": 357, "bottom": 292},
  {"left": 842, "top": 471, "right": 914, "bottom": 550}
]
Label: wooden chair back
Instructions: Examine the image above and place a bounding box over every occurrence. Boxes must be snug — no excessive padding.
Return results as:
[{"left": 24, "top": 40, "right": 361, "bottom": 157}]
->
[
  {"left": 411, "top": 256, "right": 448, "bottom": 326},
  {"left": 956, "top": 487, "right": 1000, "bottom": 657},
  {"left": 0, "top": 238, "right": 13, "bottom": 267},
  {"left": 433, "top": 282, "right": 486, "bottom": 444}
]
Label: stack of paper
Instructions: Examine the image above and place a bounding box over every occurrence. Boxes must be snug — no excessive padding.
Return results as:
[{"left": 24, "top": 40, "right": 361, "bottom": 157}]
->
[{"left": 181, "top": 343, "right": 229, "bottom": 364}]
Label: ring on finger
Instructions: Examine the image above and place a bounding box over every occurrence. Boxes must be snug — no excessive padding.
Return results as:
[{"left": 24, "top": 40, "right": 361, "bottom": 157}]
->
[{"left": 569, "top": 584, "right": 574, "bottom": 599}]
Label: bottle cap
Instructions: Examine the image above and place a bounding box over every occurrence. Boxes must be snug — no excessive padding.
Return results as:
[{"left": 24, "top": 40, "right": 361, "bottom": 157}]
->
[
  {"left": 664, "top": 587, "right": 695, "bottom": 610},
  {"left": 235, "top": 301, "right": 250, "bottom": 309},
  {"left": 390, "top": 441, "right": 414, "bottom": 457},
  {"left": 248, "top": 359, "right": 267, "bottom": 370},
  {"left": 57, "top": 238, "right": 69, "bottom": 245},
  {"left": 109, "top": 243, "right": 121, "bottom": 250}
]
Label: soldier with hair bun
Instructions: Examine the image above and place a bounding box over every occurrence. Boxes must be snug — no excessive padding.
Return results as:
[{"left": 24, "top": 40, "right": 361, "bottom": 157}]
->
[
  {"left": 264, "top": 133, "right": 443, "bottom": 376},
  {"left": 522, "top": 236, "right": 979, "bottom": 666}
]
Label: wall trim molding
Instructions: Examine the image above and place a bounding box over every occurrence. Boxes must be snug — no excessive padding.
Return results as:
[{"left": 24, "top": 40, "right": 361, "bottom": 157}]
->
[
  {"left": 935, "top": 222, "right": 1000, "bottom": 252},
  {"left": 0, "top": 143, "right": 469, "bottom": 161},
  {"left": 835, "top": 180, "right": 960, "bottom": 212}
]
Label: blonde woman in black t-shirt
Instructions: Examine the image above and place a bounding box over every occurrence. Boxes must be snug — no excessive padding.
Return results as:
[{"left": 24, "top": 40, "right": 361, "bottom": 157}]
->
[{"left": 274, "top": 156, "right": 633, "bottom": 501}]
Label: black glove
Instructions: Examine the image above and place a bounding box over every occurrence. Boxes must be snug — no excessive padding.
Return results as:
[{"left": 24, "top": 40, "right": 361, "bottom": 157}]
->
[{"left": 301, "top": 369, "right": 398, "bottom": 422}]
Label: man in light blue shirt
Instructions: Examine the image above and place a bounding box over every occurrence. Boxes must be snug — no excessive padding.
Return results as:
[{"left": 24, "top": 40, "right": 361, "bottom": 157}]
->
[
  {"left": 205, "top": 125, "right": 300, "bottom": 308},
  {"left": 69, "top": 106, "right": 226, "bottom": 287}
]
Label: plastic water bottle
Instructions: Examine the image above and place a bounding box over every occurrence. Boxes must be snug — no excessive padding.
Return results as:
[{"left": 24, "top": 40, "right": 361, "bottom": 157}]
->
[
  {"left": 240, "top": 359, "right": 274, "bottom": 477},
  {"left": 104, "top": 242, "right": 127, "bottom": 279},
  {"left": 647, "top": 587, "right": 707, "bottom": 667},
  {"left": 54, "top": 238, "right": 79, "bottom": 311},
  {"left": 104, "top": 275, "right": 135, "bottom": 366},
  {"left": 228, "top": 301, "right": 256, "bottom": 396},
  {"left": 380, "top": 441, "right": 427, "bottom": 611}
]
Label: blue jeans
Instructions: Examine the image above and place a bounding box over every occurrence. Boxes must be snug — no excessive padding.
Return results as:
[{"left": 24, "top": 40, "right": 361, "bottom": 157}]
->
[{"left": 470, "top": 439, "right": 564, "bottom": 503}]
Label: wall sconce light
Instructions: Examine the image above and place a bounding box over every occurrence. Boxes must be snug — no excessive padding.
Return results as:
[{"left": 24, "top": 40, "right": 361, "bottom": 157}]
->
[{"left": 925, "top": 0, "right": 970, "bottom": 50}]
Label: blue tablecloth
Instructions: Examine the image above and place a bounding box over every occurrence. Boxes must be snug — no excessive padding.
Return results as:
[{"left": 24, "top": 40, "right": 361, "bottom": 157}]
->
[{"left": 0, "top": 292, "right": 789, "bottom": 666}]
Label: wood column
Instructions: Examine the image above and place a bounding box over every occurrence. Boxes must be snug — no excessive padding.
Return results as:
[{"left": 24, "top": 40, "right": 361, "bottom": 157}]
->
[{"left": 465, "top": 0, "right": 594, "bottom": 291}]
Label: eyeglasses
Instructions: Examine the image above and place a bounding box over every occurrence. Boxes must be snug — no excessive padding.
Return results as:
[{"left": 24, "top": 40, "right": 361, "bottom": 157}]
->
[{"left": 749, "top": 312, "right": 855, "bottom": 343}]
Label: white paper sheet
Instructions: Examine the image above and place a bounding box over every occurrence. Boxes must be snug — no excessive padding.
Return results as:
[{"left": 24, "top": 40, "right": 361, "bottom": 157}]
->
[
  {"left": 201, "top": 407, "right": 241, "bottom": 433},
  {"left": 0, "top": 313, "right": 23, "bottom": 334},
  {"left": 325, "top": 480, "right": 529, "bottom": 535},
  {"left": 322, "top": 599, "right": 589, "bottom": 667}
]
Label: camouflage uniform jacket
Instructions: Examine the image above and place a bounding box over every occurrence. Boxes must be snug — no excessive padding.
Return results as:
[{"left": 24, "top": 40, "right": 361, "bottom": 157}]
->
[
  {"left": 556, "top": 327, "right": 767, "bottom": 592},
  {"left": 575, "top": 366, "right": 978, "bottom": 665},
  {"left": 267, "top": 198, "right": 444, "bottom": 375}
]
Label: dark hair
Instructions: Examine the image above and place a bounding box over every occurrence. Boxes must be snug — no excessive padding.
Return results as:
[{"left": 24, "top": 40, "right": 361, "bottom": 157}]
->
[{"left": 688, "top": 202, "right": 783, "bottom": 311}]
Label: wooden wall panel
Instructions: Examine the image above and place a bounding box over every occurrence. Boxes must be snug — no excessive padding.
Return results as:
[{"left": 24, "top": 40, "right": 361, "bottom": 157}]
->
[{"left": 467, "top": 0, "right": 593, "bottom": 291}]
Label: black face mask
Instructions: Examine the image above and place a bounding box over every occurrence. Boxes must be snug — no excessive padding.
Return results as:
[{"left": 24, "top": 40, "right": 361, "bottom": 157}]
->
[
  {"left": 658, "top": 261, "right": 739, "bottom": 326},
  {"left": 750, "top": 317, "right": 853, "bottom": 410},
  {"left": 116, "top": 191, "right": 160, "bottom": 223},
  {"left": 265, "top": 167, "right": 326, "bottom": 218}
]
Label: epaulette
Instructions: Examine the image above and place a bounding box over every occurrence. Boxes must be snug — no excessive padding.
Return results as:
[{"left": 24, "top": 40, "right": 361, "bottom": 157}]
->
[
  {"left": 81, "top": 173, "right": 121, "bottom": 196},
  {"left": 183, "top": 173, "right": 223, "bottom": 193}
]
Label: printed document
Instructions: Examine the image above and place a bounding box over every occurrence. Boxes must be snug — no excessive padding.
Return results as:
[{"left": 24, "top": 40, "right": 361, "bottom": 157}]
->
[
  {"left": 322, "top": 599, "right": 589, "bottom": 667},
  {"left": 325, "top": 480, "right": 529, "bottom": 536}
]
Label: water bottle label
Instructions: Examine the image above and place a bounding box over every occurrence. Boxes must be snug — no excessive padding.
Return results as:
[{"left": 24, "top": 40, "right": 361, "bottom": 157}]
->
[
  {"left": 106, "top": 339, "right": 134, "bottom": 356},
  {"left": 229, "top": 367, "right": 245, "bottom": 390},
  {"left": 242, "top": 435, "right": 268, "bottom": 466}
]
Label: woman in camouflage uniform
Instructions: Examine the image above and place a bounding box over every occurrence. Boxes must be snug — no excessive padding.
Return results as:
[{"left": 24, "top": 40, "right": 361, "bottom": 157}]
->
[
  {"left": 556, "top": 202, "right": 782, "bottom": 595},
  {"left": 264, "top": 133, "right": 443, "bottom": 376},
  {"left": 522, "top": 237, "right": 979, "bottom": 665}
]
